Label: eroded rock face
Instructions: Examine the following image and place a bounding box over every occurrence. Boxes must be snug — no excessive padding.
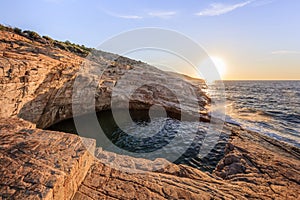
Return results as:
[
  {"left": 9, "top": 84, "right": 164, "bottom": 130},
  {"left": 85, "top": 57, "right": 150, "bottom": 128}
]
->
[
  {"left": 215, "top": 125, "right": 300, "bottom": 191},
  {"left": 1, "top": 118, "right": 299, "bottom": 200},
  {"left": 0, "top": 30, "right": 209, "bottom": 129},
  {"left": 0, "top": 30, "right": 82, "bottom": 126},
  {"left": 0, "top": 118, "right": 95, "bottom": 200},
  {"left": 0, "top": 29, "right": 300, "bottom": 200},
  {"left": 74, "top": 124, "right": 300, "bottom": 200}
]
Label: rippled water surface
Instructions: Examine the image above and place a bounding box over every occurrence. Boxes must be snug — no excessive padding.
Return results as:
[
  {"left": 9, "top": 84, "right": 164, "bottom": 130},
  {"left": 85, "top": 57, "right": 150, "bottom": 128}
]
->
[
  {"left": 48, "top": 81, "right": 300, "bottom": 171},
  {"left": 48, "top": 110, "right": 228, "bottom": 172},
  {"left": 222, "top": 81, "right": 300, "bottom": 147}
]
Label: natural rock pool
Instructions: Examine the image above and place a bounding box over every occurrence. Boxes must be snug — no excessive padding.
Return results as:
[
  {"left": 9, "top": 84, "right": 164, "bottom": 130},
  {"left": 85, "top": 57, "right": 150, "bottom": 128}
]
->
[{"left": 47, "top": 109, "right": 229, "bottom": 172}]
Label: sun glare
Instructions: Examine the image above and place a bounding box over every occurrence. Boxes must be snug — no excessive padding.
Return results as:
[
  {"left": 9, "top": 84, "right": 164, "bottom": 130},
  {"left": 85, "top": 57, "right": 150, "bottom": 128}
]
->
[{"left": 210, "top": 56, "right": 226, "bottom": 78}]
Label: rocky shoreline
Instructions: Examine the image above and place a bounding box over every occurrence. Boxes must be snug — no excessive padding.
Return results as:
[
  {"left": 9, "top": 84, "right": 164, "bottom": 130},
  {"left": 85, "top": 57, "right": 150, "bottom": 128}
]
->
[
  {"left": 0, "top": 29, "right": 300, "bottom": 199},
  {"left": 1, "top": 117, "right": 299, "bottom": 199}
]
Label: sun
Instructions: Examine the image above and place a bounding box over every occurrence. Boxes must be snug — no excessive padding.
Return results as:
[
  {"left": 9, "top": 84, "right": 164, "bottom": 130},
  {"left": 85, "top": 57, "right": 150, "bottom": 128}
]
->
[{"left": 210, "top": 56, "right": 227, "bottom": 78}]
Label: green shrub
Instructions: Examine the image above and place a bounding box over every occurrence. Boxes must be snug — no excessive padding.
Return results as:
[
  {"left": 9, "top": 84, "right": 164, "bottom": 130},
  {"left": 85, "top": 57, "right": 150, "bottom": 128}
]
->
[
  {"left": 13, "top": 27, "right": 22, "bottom": 34},
  {"left": 65, "top": 40, "right": 71, "bottom": 45},
  {"left": 42, "top": 35, "right": 53, "bottom": 41},
  {"left": 0, "top": 24, "right": 12, "bottom": 31},
  {"left": 23, "top": 30, "right": 41, "bottom": 40},
  {"left": 0, "top": 24, "right": 93, "bottom": 57},
  {"left": 0, "top": 24, "right": 6, "bottom": 31}
]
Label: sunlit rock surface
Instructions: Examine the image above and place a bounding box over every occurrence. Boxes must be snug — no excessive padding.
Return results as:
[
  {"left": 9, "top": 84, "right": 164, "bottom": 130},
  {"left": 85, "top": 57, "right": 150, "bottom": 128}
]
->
[
  {"left": 0, "top": 29, "right": 299, "bottom": 200},
  {"left": 0, "top": 118, "right": 95, "bottom": 199},
  {"left": 1, "top": 118, "right": 299, "bottom": 200},
  {"left": 0, "top": 30, "right": 209, "bottom": 129}
]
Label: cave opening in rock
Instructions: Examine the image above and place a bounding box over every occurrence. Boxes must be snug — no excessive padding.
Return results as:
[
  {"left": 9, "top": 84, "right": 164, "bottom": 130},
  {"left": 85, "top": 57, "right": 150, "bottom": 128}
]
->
[{"left": 46, "top": 109, "right": 229, "bottom": 172}]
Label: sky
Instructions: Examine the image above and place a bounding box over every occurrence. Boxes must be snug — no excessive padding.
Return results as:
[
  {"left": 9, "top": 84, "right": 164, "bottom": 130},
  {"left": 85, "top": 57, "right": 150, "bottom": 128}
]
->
[{"left": 0, "top": 0, "right": 299, "bottom": 80}]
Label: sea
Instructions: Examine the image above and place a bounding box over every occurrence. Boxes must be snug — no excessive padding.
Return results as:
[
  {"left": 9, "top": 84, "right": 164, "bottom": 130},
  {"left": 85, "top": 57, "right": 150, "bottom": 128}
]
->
[{"left": 222, "top": 80, "right": 300, "bottom": 148}]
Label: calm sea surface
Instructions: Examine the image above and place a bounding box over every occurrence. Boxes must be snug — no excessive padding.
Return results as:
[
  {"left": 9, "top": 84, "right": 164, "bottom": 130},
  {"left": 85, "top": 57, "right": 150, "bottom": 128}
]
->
[{"left": 223, "top": 81, "right": 300, "bottom": 148}]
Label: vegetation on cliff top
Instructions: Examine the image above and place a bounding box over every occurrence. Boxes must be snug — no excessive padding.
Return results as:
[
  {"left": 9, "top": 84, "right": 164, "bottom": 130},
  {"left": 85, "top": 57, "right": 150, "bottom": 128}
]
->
[{"left": 0, "top": 24, "right": 92, "bottom": 57}]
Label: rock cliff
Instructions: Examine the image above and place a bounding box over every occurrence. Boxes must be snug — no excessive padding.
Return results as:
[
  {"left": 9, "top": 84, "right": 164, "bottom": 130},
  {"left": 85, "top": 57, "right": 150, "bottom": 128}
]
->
[
  {"left": 0, "top": 28, "right": 299, "bottom": 200},
  {"left": 0, "top": 29, "right": 209, "bottom": 129}
]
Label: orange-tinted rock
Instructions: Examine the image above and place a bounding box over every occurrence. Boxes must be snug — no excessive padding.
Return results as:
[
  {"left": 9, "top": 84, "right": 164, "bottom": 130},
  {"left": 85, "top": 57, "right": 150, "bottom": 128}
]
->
[
  {"left": 73, "top": 127, "right": 300, "bottom": 200},
  {"left": 0, "top": 118, "right": 95, "bottom": 200},
  {"left": 0, "top": 28, "right": 299, "bottom": 200},
  {"left": 0, "top": 30, "right": 209, "bottom": 130}
]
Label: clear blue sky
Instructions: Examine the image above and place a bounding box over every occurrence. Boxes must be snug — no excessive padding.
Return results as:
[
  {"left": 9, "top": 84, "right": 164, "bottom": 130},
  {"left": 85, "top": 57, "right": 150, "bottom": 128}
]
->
[{"left": 1, "top": 0, "right": 299, "bottom": 80}]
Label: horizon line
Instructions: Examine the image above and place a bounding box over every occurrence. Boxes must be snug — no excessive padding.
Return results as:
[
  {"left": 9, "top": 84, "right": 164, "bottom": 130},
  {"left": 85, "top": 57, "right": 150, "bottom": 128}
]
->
[{"left": 221, "top": 79, "right": 300, "bottom": 81}]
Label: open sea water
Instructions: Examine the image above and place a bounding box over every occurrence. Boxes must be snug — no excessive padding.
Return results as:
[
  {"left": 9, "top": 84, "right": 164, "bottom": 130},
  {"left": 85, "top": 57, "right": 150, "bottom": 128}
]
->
[{"left": 222, "top": 81, "right": 300, "bottom": 148}]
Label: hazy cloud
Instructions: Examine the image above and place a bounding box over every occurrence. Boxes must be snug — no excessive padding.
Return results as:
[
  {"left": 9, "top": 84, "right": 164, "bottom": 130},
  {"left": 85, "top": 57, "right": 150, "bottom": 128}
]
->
[
  {"left": 148, "top": 11, "right": 177, "bottom": 18},
  {"left": 106, "top": 10, "right": 177, "bottom": 19},
  {"left": 251, "top": 0, "right": 275, "bottom": 7},
  {"left": 271, "top": 50, "right": 300, "bottom": 55},
  {"left": 105, "top": 11, "right": 143, "bottom": 19},
  {"left": 116, "top": 15, "right": 143, "bottom": 19},
  {"left": 196, "top": 1, "right": 253, "bottom": 16}
]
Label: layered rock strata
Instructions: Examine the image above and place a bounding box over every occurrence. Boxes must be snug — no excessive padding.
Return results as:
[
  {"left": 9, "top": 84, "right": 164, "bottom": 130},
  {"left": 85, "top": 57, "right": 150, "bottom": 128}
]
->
[
  {"left": 0, "top": 29, "right": 299, "bottom": 200},
  {"left": 0, "top": 118, "right": 299, "bottom": 200}
]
